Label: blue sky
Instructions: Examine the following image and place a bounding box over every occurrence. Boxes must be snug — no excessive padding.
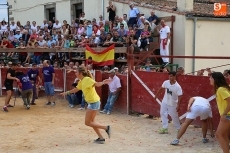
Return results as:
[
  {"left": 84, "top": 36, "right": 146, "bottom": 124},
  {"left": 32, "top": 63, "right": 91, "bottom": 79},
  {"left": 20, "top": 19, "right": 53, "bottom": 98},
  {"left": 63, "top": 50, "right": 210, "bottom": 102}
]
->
[{"left": 0, "top": 5, "right": 8, "bottom": 22}]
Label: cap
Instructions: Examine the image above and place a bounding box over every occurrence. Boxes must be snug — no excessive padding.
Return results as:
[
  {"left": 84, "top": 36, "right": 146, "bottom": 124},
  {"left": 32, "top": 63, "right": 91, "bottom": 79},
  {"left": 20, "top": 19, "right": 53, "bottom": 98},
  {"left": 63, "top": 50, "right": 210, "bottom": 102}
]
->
[
  {"left": 85, "top": 36, "right": 88, "bottom": 39},
  {"left": 108, "top": 69, "right": 115, "bottom": 73},
  {"left": 114, "top": 67, "right": 118, "bottom": 70}
]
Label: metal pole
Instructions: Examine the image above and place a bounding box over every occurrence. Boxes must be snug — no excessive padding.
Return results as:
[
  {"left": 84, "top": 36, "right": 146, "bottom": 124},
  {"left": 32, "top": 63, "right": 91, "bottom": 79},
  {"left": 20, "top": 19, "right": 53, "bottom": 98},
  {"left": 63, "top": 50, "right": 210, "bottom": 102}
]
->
[{"left": 7, "top": 2, "right": 9, "bottom": 23}]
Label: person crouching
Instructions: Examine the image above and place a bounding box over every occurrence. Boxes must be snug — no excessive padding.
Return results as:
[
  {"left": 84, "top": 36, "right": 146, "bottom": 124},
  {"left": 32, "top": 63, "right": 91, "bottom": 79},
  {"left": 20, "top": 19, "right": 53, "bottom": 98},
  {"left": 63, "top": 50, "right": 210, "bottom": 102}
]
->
[{"left": 16, "top": 71, "right": 33, "bottom": 110}]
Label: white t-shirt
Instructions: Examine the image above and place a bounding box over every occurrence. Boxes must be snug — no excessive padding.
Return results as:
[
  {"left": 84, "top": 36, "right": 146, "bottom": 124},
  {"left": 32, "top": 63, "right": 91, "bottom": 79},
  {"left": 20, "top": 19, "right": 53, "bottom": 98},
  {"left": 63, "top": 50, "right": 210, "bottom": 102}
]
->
[
  {"left": 160, "top": 26, "right": 170, "bottom": 39},
  {"left": 108, "top": 75, "right": 121, "bottom": 93},
  {"left": 41, "top": 23, "right": 48, "bottom": 29},
  {"left": 10, "top": 24, "right": 17, "bottom": 30},
  {"left": 38, "top": 40, "right": 47, "bottom": 47},
  {"left": 192, "top": 97, "right": 210, "bottom": 108},
  {"left": 162, "top": 80, "right": 182, "bottom": 106},
  {"left": 53, "top": 23, "right": 62, "bottom": 29},
  {"left": 1, "top": 25, "right": 7, "bottom": 32},
  {"left": 31, "top": 25, "right": 37, "bottom": 31}
]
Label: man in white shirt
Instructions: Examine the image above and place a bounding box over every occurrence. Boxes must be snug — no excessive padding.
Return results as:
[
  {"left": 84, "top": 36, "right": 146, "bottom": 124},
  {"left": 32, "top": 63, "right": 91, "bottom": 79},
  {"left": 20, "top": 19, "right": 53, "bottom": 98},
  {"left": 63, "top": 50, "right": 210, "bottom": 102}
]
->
[
  {"left": 154, "top": 71, "right": 182, "bottom": 134},
  {"left": 170, "top": 97, "right": 214, "bottom": 145},
  {"left": 117, "top": 17, "right": 128, "bottom": 30},
  {"left": 100, "top": 69, "right": 121, "bottom": 115},
  {"left": 10, "top": 21, "right": 17, "bottom": 32},
  {"left": 53, "top": 20, "right": 62, "bottom": 30},
  {"left": 41, "top": 19, "right": 48, "bottom": 29},
  {"left": 158, "top": 20, "right": 170, "bottom": 66}
]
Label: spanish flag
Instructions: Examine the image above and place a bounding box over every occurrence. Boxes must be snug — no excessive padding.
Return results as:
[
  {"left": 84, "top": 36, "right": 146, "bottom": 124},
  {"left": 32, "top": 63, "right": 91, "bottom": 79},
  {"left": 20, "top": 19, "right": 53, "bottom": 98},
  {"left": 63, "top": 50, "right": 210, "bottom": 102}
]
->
[{"left": 85, "top": 44, "right": 115, "bottom": 66}]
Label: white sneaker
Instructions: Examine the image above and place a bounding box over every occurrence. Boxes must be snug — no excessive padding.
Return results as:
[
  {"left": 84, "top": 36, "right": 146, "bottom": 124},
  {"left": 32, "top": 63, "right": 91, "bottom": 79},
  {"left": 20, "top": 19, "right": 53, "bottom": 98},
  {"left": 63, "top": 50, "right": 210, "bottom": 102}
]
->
[
  {"left": 51, "top": 102, "right": 56, "bottom": 106},
  {"left": 121, "top": 57, "right": 125, "bottom": 60},
  {"left": 78, "top": 107, "right": 85, "bottom": 110},
  {"left": 117, "top": 57, "right": 121, "bottom": 59},
  {"left": 100, "top": 110, "right": 107, "bottom": 114},
  {"left": 107, "top": 111, "right": 111, "bottom": 115}
]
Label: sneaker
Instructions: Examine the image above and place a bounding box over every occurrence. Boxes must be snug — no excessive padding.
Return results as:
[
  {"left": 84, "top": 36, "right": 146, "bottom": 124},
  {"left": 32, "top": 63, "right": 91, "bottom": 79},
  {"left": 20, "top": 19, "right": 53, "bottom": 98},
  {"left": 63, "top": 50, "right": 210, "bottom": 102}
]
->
[
  {"left": 69, "top": 104, "right": 74, "bottom": 108},
  {"left": 170, "top": 139, "right": 179, "bottom": 145},
  {"left": 2, "top": 106, "right": 8, "bottom": 112},
  {"left": 159, "top": 128, "right": 168, "bottom": 134},
  {"left": 140, "top": 48, "right": 143, "bottom": 52},
  {"left": 7, "top": 104, "right": 14, "bottom": 107},
  {"left": 30, "top": 102, "right": 36, "bottom": 105},
  {"left": 121, "top": 57, "right": 125, "bottom": 60},
  {"left": 100, "top": 110, "right": 107, "bottom": 114},
  {"left": 107, "top": 111, "right": 111, "bottom": 115},
  {"left": 78, "top": 107, "right": 85, "bottom": 110},
  {"left": 26, "top": 105, "right": 30, "bottom": 110},
  {"left": 46, "top": 102, "right": 51, "bottom": 105},
  {"left": 94, "top": 138, "right": 105, "bottom": 144},
  {"left": 106, "top": 125, "right": 111, "bottom": 138},
  {"left": 51, "top": 102, "right": 56, "bottom": 106},
  {"left": 117, "top": 57, "right": 121, "bottom": 60},
  {"left": 202, "top": 138, "right": 209, "bottom": 143}
]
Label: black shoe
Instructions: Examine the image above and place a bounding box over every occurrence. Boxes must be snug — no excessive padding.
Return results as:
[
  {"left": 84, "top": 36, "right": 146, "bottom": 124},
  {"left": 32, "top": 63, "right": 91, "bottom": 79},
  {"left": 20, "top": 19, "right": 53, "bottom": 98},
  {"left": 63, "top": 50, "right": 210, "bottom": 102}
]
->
[
  {"left": 94, "top": 138, "right": 105, "bottom": 144},
  {"left": 30, "top": 102, "right": 36, "bottom": 105},
  {"left": 106, "top": 125, "right": 111, "bottom": 139},
  {"left": 46, "top": 102, "right": 51, "bottom": 105}
]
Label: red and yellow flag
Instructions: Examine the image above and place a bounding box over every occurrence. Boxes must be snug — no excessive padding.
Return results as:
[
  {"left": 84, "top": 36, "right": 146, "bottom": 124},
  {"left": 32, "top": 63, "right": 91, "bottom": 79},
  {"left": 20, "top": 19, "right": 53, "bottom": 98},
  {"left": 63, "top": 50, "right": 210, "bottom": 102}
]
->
[{"left": 85, "top": 45, "right": 115, "bottom": 66}]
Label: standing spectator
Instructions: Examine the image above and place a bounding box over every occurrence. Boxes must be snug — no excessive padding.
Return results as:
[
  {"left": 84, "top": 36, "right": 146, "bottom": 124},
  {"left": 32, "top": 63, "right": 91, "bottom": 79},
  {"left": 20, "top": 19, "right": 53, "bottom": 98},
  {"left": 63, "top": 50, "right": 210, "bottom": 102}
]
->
[
  {"left": 100, "top": 69, "right": 121, "bottom": 115},
  {"left": 27, "top": 63, "right": 41, "bottom": 105},
  {"left": 33, "top": 42, "right": 43, "bottom": 64},
  {"left": 107, "top": 1, "right": 116, "bottom": 22},
  {"left": 42, "top": 60, "right": 56, "bottom": 106},
  {"left": 2, "top": 63, "right": 19, "bottom": 112},
  {"left": 79, "top": 12, "right": 86, "bottom": 24},
  {"left": 148, "top": 11, "right": 159, "bottom": 30},
  {"left": 24, "top": 21, "right": 31, "bottom": 29},
  {"left": 158, "top": 20, "right": 170, "bottom": 66},
  {"left": 0, "top": 20, "right": 8, "bottom": 34},
  {"left": 176, "top": 67, "right": 185, "bottom": 75},
  {"left": 128, "top": 3, "right": 140, "bottom": 27},
  {"left": 154, "top": 71, "right": 183, "bottom": 134},
  {"left": 126, "top": 30, "right": 139, "bottom": 54}
]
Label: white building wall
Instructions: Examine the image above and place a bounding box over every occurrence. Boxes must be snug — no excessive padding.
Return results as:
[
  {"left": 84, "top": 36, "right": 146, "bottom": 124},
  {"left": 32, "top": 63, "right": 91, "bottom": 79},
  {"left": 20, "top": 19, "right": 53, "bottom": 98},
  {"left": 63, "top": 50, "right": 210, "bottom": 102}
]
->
[
  {"left": 185, "top": 19, "right": 230, "bottom": 74},
  {"left": 8, "top": 0, "right": 71, "bottom": 25}
]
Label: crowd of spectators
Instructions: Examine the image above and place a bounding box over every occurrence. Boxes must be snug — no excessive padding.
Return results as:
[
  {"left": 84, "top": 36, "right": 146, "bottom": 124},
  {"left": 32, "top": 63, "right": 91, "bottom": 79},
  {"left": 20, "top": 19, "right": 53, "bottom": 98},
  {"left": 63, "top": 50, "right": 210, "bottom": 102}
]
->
[{"left": 0, "top": 1, "right": 225, "bottom": 77}]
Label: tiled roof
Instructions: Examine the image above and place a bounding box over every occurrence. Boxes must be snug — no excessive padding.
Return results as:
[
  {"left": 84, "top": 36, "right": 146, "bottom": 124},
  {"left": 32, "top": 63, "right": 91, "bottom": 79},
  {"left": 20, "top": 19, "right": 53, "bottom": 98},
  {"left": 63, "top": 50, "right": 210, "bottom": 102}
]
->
[{"left": 114, "top": 0, "right": 230, "bottom": 18}]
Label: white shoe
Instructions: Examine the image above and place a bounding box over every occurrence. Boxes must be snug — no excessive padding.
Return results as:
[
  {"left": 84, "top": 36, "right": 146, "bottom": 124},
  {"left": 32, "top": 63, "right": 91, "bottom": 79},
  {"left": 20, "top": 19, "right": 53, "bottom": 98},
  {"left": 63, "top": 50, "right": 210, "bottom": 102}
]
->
[
  {"left": 100, "top": 110, "right": 107, "bottom": 114},
  {"left": 107, "top": 111, "right": 111, "bottom": 115},
  {"left": 78, "top": 107, "right": 85, "bottom": 110},
  {"left": 121, "top": 57, "right": 125, "bottom": 60}
]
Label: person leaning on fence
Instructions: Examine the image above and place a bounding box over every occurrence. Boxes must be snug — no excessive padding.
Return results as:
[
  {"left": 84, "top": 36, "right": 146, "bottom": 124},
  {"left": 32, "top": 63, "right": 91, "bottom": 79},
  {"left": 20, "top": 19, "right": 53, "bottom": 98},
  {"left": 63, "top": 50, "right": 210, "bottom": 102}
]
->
[
  {"left": 27, "top": 63, "right": 41, "bottom": 105},
  {"left": 2, "top": 63, "right": 20, "bottom": 112},
  {"left": 42, "top": 60, "right": 56, "bottom": 106},
  {"left": 15, "top": 71, "right": 33, "bottom": 110},
  {"left": 100, "top": 69, "right": 121, "bottom": 115},
  {"left": 66, "top": 78, "right": 82, "bottom": 108}
]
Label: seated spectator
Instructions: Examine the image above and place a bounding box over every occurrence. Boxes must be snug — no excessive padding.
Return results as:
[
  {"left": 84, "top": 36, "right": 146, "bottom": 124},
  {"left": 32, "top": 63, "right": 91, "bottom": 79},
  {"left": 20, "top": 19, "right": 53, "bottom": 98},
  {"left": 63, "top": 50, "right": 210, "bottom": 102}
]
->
[
  {"left": 93, "top": 25, "right": 100, "bottom": 37},
  {"left": 126, "top": 30, "right": 139, "bottom": 54},
  {"left": 61, "top": 25, "right": 69, "bottom": 35},
  {"left": 47, "top": 35, "right": 57, "bottom": 48},
  {"left": 67, "top": 79, "right": 81, "bottom": 108},
  {"left": 104, "top": 20, "right": 111, "bottom": 33},
  {"left": 139, "top": 25, "right": 151, "bottom": 51},
  {"left": 197, "top": 69, "right": 204, "bottom": 76},
  {"left": 53, "top": 20, "right": 62, "bottom": 30},
  {"left": 22, "top": 30, "right": 30, "bottom": 45},
  {"left": 8, "top": 30, "right": 15, "bottom": 42},
  {"left": 77, "top": 23, "right": 85, "bottom": 39},
  {"left": 102, "top": 33, "right": 113, "bottom": 47},
  {"left": 14, "top": 29, "right": 22, "bottom": 40},
  {"left": 90, "top": 34, "right": 100, "bottom": 46},
  {"left": 30, "top": 29, "right": 38, "bottom": 40},
  {"left": 118, "top": 23, "right": 128, "bottom": 38},
  {"left": 148, "top": 10, "right": 159, "bottom": 29},
  {"left": 117, "top": 17, "right": 128, "bottom": 30}
]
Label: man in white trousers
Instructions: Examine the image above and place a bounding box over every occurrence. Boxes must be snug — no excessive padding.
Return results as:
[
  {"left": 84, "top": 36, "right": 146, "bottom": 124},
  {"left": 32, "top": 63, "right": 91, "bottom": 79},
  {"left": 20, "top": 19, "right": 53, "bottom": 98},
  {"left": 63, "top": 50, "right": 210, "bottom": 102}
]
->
[
  {"left": 154, "top": 71, "right": 182, "bottom": 134},
  {"left": 158, "top": 20, "right": 170, "bottom": 66}
]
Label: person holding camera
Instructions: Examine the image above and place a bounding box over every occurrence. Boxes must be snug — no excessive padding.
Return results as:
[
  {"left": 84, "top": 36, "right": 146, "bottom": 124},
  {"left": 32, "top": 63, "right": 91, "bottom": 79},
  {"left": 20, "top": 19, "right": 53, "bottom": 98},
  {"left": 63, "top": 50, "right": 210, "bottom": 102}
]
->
[
  {"left": 107, "top": 1, "right": 116, "bottom": 22},
  {"left": 126, "top": 29, "right": 139, "bottom": 54}
]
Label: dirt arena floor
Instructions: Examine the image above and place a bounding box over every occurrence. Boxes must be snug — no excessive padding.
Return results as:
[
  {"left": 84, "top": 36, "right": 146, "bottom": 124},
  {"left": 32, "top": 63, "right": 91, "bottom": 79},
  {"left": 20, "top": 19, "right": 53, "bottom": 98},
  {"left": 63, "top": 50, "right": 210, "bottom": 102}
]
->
[{"left": 0, "top": 96, "right": 222, "bottom": 153}]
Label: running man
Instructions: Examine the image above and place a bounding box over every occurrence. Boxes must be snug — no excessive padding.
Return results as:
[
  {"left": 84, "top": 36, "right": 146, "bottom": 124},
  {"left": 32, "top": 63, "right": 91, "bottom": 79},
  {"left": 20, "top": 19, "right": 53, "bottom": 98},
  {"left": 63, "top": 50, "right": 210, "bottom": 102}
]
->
[
  {"left": 154, "top": 71, "right": 182, "bottom": 134},
  {"left": 170, "top": 97, "right": 214, "bottom": 145},
  {"left": 2, "top": 62, "right": 19, "bottom": 112},
  {"left": 42, "top": 60, "right": 55, "bottom": 106}
]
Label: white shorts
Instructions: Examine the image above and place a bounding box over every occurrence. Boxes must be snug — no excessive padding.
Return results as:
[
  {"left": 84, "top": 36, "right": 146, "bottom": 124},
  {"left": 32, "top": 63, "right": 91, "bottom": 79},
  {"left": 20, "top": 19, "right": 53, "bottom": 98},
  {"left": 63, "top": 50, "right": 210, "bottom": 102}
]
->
[{"left": 186, "top": 105, "right": 212, "bottom": 120}]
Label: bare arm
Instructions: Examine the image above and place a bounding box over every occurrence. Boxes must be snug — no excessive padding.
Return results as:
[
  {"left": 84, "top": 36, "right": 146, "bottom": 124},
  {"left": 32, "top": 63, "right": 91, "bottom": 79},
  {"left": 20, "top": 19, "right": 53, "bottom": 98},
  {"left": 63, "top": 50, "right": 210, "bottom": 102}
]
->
[
  {"left": 52, "top": 73, "right": 55, "bottom": 84},
  {"left": 154, "top": 87, "right": 164, "bottom": 99},
  {"left": 7, "top": 73, "right": 18, "bottom": 81},
  {"left": 187, "top": 97, "right": 195, "bottom": 111}
]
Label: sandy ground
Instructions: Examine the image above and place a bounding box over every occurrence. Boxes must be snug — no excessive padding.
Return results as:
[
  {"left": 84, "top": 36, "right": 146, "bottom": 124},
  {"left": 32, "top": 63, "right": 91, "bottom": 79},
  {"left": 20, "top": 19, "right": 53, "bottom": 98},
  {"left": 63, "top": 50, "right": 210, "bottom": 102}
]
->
[{"left": 0, "top": 96, "right": 222, "bottom": 153}]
